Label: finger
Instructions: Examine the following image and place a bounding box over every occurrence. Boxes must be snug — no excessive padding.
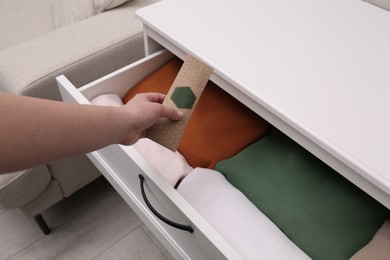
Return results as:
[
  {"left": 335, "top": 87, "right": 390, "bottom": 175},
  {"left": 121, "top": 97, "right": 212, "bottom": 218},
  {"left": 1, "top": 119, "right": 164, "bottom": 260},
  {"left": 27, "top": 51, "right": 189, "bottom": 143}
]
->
[
  {"left": 145, "top": 93, "right": 167, "bottom": 104},
  {"left": 160, "top": 105, "right": 184, "bottom": 121}
]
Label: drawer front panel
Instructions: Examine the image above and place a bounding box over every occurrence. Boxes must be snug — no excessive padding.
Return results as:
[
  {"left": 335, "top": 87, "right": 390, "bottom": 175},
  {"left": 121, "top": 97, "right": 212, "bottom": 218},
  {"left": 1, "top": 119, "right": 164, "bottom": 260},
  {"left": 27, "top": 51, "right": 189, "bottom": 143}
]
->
[{"left": 89, "top": 146, "right": 223, "bottom": 260}]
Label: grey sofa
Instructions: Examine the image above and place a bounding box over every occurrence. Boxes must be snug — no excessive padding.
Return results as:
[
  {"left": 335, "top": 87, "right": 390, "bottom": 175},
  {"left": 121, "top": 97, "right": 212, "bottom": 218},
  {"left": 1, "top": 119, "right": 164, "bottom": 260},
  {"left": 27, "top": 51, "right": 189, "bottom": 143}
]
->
[{"left": 0, "top": 0, "right": 157, "bottom": 234}]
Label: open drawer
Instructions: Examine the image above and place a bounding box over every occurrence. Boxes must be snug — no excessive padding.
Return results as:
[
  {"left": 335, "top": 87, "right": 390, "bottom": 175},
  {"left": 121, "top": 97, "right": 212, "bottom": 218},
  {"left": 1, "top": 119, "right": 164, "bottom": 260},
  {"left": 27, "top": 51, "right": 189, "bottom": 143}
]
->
[
  {"left": 57, "top": 49, "right": 243, "bottom": 260},
  {"left": 57, "top": 48, "right": 390, "bottom": 259}
]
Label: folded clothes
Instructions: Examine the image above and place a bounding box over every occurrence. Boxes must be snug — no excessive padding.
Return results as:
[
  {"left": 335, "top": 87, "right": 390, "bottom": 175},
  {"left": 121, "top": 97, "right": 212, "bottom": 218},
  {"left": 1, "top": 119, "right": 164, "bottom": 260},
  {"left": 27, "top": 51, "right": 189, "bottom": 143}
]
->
[
  {"left": 215, "top": 128, "right": 390, "bottom": 259},
  {"left": 351, "top": 220, "right": 390, "bottom": 260},
  {"left": 133, "top": 138, "right": 193, "bottom": 187},
  {"left": 177, "top": 80, "right": 270, "bottom": 169},
  {"left": 122, "top": 57, "right": 270, "bottom": 169},
  {"left": 177, "top": 168, "right": 310, "bottom": 260},
  {"left": 122, "top": 58, "right": 182, "bottom": 104},
  {"left": 90, "top": 93, "right": 124, "bottom": 107}
]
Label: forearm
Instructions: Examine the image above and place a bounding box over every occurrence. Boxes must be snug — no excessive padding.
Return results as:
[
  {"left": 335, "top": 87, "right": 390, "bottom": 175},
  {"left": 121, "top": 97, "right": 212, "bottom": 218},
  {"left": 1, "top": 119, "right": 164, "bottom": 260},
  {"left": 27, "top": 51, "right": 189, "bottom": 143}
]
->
[
  {"left": 0, "top": 93, "right": 132, "bottom": 173},
  {"left": 0, "top": 92, "right": 182, "bottom": 174}
]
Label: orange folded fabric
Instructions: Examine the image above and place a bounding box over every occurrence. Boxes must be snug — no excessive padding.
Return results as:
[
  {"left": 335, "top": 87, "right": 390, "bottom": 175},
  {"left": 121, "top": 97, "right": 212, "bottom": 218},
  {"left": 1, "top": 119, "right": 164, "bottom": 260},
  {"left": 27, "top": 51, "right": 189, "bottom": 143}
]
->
[
  {"left": 177, "top": 81, "right": 270, "bottom": 168},
  {"left": 122, "top": 57, "right": 270, "bottom": 169},
  {"left": 122, "top": 58, "right": 182, "bottom": 103}
]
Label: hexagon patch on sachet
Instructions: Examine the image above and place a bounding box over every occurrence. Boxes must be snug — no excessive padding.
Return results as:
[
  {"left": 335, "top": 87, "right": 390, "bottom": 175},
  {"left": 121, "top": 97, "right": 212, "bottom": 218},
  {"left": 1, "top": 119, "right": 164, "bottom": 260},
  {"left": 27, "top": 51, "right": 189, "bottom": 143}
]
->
[{"left": 171, "top": 86, "right": 196, "bottom": 109}]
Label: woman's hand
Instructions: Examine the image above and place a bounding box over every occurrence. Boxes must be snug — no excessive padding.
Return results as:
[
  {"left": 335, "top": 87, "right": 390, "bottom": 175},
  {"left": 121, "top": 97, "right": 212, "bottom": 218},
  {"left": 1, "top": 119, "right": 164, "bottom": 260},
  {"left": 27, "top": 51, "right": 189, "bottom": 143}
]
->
[{"left": 121, "top": 93, "right": 183, "bottom": 145}]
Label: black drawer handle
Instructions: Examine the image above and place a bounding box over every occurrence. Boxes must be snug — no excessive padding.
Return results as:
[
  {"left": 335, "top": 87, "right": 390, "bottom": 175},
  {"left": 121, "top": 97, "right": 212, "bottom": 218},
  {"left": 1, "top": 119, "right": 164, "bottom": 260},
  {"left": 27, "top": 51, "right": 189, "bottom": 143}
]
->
[{"left": 138, "top": 174, "right": 194, "bottom": 233}]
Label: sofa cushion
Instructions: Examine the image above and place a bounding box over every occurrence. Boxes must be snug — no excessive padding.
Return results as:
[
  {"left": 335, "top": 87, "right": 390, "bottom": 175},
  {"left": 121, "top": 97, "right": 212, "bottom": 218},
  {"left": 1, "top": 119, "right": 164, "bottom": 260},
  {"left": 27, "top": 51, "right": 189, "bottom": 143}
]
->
[
  {"left": 0, "top": 166, "right": 51, "bottom": 209},
  {"left": 19, "top": 179, "right": 64, "bottom": 217},
  {"left": 52, "top": 0, "right": 97, "bottom": 29},
  {"left": 0, "top": 0, "right": 158, "bottom": 99},
  {"left": 49, "top": 155, "right": 100, "bottom": 197},
  {"left": 0, "top": 0, "right": 55, "bottom": 52},
  {"left": 52, "top": 0, "right": 133, "bottom": 29},
  {"left": 94, "top": 0, "right": 133, "bottom": 13}
]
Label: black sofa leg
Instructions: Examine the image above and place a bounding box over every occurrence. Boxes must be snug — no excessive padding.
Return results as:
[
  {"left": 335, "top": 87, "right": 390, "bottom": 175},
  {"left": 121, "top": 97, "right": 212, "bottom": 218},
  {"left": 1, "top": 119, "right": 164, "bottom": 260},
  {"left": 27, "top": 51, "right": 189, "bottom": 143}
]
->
[{"left": 34, "top": 214, "right": 51, "bottom": 235}]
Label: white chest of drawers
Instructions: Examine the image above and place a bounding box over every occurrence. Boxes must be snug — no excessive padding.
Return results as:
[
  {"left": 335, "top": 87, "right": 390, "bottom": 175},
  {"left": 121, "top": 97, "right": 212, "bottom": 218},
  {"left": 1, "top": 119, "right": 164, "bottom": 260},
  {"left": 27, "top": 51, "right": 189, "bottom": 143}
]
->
[
  {"left": 57, "top": 0, "right": 390, "bottom": 259},
  {"left": 136, "top": 0, "right": 390, "bottom": 209}
]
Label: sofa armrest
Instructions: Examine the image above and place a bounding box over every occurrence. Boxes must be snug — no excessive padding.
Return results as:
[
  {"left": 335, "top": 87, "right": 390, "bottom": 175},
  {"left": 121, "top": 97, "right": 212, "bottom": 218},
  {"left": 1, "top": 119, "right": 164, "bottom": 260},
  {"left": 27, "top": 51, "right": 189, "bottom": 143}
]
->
[
  {"left": 0, "top": 0, "right": 158, "bottom": 100},
  {"left": 0, "top": 166, "right": 51, "bottom": 209}
]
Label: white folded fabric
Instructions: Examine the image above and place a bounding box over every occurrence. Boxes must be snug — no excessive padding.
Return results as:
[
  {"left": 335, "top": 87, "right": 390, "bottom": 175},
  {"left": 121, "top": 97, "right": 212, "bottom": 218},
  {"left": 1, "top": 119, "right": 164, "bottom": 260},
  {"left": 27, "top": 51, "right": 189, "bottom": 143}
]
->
[
  {"left": 90, "top": 94, "right": 124, "bottom": 107},
  {"left": 133, "top": 138, "right": 193, "bottom": 187},
  {"left": 177, "top": 168, "right": 310, "bottom": 260}
]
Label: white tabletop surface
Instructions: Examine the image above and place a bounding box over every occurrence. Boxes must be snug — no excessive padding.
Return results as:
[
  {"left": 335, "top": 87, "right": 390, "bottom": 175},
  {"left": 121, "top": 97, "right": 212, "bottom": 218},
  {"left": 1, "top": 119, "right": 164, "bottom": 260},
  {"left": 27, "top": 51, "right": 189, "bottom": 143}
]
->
[{"left": 137, "top": 0, "right": 390, "bottom": 195}]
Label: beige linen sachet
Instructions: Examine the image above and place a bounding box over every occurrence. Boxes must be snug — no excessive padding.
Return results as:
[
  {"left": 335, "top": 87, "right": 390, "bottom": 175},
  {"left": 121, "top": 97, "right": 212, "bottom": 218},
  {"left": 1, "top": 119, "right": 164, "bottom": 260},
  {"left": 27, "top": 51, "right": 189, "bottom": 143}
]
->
[
  {"left": 147, "top": 55, "right": 213, "bottom": 151},
  {"left": 350, "top": 220, "right": 390, "bottom": 260}
]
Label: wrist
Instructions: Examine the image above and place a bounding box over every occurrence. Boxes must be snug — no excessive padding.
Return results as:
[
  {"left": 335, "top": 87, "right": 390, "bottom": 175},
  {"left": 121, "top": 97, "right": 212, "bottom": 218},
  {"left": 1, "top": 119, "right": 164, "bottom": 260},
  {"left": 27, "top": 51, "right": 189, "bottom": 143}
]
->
[{"left": 116, "top": 106, "right": 140, "bottom": 145}]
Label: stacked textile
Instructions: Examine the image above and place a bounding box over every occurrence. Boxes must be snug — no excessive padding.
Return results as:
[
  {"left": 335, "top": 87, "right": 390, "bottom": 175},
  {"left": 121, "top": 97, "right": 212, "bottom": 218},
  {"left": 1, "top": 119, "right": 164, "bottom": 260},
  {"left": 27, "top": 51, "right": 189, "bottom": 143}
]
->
[
  {"left": 121, "top": 57, "right": 270, "bottom": 169},
  {"left": 177, "top": 168, "right": 310, "bottom": 260},
  {"left": 215, "top": 129, "right": 390, "bottom": 259},
  {"left": 90, "top": 93, "right": 124, "bottom": 107},
  {"left": 132, "top": 138, "right": 193, "bottom": 187}
]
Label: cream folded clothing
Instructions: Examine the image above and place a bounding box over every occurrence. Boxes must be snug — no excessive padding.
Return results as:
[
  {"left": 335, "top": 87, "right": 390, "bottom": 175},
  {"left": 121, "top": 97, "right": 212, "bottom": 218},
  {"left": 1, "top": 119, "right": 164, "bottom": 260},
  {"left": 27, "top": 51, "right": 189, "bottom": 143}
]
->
[
  {"left": 133, "top": 138, "right": 193, "bottom": 187},
  {"left": 90, "top": 94, "right": 124, "bottom": 107},
  {"left": 177, "top": 168, "right": 310, "bottom": 260}
]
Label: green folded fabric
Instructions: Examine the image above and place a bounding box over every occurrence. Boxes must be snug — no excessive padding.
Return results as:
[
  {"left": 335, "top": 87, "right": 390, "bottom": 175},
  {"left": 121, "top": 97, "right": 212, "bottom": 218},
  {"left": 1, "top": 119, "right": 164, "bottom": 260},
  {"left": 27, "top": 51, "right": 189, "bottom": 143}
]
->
[{"left": 215, "top": 129, "right": 390, "bottom": 259}]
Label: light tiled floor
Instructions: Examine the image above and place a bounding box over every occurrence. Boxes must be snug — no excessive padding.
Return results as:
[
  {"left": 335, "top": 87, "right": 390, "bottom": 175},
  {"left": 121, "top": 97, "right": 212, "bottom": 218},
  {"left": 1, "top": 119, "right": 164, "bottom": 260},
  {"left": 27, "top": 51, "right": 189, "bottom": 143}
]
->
[{"left": 0, "top": 177, "right": 174, "bottom": 260}]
